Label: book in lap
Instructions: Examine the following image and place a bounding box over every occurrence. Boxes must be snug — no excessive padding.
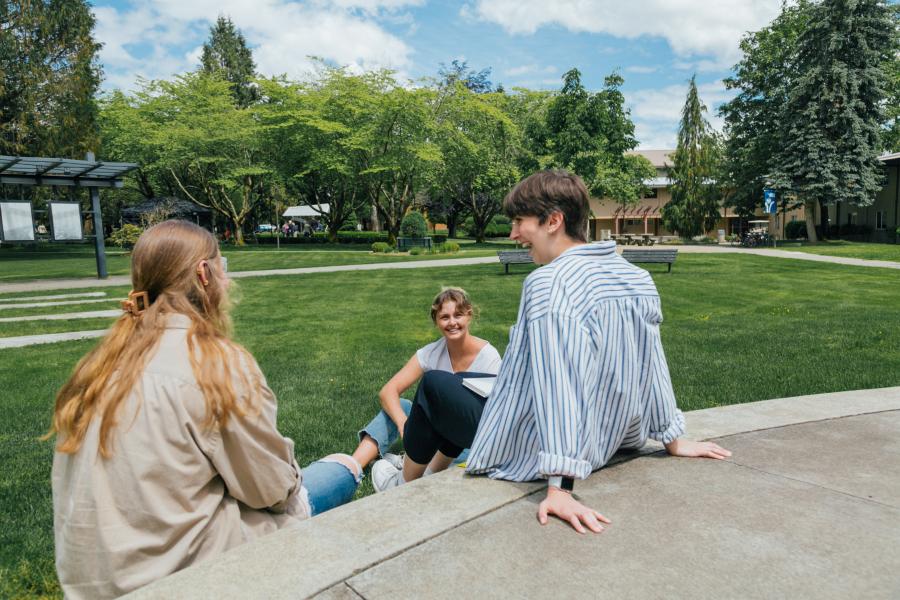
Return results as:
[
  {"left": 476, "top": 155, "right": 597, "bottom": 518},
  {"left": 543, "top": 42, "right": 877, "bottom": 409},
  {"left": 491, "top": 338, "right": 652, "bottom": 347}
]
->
[{"left": 461, "top": 376, "right": 496, "bottom": 398}]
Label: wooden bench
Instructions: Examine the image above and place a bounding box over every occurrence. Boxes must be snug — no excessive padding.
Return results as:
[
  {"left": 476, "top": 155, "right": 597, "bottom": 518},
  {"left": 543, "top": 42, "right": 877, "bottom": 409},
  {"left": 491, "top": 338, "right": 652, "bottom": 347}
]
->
[
  {"left": 621, "top": 248, "right": 678, "bottom": 272},
  {"left": 497, "top": 249, "right": 533, "bottom": 274}
]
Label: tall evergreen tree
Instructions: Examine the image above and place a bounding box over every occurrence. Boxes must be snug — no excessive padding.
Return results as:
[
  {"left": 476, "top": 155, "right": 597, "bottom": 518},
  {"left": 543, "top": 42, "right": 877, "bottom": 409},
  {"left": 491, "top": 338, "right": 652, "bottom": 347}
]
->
[
  {"left": 662, "top": 75, "right": 721, "bottom": 239},
  {"left": 0, "top": 0, "right": 102, "bottom": 157},
  {"left": 719, "top": 1, "right": 812, "bottom": 219},
  {"left": 200, "top": 16, "right": 258, "bottom": 108},
  {"left": 773, "top": 0, "right": 895, "bottom": 241}
]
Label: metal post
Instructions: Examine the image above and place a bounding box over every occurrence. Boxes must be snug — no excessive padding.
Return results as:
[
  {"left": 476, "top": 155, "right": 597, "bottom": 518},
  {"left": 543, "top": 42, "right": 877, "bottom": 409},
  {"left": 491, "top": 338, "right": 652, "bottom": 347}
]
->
[{"left": 86, "top": 151, "right": 108, "bottom": 279}]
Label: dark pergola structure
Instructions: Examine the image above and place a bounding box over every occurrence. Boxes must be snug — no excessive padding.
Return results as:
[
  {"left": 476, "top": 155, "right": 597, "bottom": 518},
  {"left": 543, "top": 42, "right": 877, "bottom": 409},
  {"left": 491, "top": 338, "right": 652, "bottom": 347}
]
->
[{"left": 0, "top": 153, "right": 138, "bottom": 278}]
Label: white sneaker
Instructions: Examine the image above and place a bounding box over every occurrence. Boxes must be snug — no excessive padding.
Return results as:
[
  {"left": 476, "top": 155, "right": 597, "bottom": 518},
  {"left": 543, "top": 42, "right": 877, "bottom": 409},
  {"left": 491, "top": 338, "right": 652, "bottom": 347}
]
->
[
  {"left": 383, "top": 452, "right": 404, "bottom": 470},
  {"left": 372, "top": 459, "right": 404, "bottom": 492}
]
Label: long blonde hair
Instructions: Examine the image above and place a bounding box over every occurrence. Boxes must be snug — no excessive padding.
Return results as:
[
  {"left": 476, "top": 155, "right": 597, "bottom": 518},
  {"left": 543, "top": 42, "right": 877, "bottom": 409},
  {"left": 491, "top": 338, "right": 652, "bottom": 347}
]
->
[{"left": 48, "top": 220, "right": 261, "bottom": 457}]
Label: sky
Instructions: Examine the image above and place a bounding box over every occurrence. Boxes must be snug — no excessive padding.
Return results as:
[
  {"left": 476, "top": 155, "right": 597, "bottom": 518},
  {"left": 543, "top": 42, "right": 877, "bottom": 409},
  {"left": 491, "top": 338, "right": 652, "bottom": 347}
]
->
[{"left": 88, "top": 0, "right": 787, "bottom": 149}]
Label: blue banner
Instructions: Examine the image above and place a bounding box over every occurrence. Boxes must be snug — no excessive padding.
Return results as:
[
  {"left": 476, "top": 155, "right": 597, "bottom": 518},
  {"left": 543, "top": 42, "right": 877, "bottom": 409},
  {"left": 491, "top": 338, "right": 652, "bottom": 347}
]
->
[{"left": 763, "top": 189, "right": 777, "bottom": 214}]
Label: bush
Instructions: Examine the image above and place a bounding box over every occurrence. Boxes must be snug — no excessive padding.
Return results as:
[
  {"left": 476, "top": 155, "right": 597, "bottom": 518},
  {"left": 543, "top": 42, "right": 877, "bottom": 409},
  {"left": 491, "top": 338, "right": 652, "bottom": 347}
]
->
[
  {"left": 432, "top": 233, "right": 448, "bottom": 245},
  {"left": 254, "top": 231, "right": 390, "bottom": 245},
  {"left": 409, "top": 246, "right": 424, "bottom": 255},
  {"left": 442, "top": 241, "right": 460, "bottom": 254},
  {"left": 107, "top": 224, "right": 143, "bottom": 249},
  {"left": 400, "top": 211, "right": 427, "bottom": 238},
  {"left": 785, "top": 220, "right": 807, "bottom": 239},
  {"left": 371, "top": 242, "right": 391, "bottom": 253}
]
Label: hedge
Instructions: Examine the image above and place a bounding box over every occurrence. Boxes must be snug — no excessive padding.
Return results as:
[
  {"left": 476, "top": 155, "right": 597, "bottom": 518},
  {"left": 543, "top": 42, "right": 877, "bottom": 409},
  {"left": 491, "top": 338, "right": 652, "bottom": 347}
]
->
[{"left": 254, "top": 231, "right": 390, "bottom": 244}]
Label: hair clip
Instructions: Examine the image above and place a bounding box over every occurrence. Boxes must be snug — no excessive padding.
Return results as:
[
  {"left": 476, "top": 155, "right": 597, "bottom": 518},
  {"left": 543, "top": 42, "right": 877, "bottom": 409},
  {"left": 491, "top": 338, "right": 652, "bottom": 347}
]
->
[{"left": 121, "top": 290, "right": 150, "bottom": 316}]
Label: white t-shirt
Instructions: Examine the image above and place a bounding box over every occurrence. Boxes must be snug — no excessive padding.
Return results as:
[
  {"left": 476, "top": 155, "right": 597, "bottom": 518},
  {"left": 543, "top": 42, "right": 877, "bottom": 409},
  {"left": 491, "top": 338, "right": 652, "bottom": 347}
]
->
[{"left": 416, "top": 337, "right": 502, "bottom": 375}]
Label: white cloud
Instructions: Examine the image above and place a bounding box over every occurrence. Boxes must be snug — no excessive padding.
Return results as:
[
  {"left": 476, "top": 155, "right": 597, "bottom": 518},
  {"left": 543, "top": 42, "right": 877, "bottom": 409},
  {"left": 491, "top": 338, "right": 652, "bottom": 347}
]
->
[
  {"left": 92, "top": 0, "right": 416, "bottom": 91},
  {"left": 624, "top": 65, "right": 658, "bottom": 74},
  {"left": 504, "top": 63, "right": 557, "bottom": 77},
  {"left": 468, "top": 0, "right": 782, "bottom": 65}
]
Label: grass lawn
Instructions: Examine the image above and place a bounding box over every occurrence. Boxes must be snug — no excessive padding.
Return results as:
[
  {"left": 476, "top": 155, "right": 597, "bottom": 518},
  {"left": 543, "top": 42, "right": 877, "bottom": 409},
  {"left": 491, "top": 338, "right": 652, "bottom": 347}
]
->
[
  {"left": 0, "top": 241, "right": 506, "bottom": 282},
  {"left": 775, "top": 240, "right": 900, "bottom": 262},
  {"left": 2, "top": 254, "right": 900, "bottom": 597}
]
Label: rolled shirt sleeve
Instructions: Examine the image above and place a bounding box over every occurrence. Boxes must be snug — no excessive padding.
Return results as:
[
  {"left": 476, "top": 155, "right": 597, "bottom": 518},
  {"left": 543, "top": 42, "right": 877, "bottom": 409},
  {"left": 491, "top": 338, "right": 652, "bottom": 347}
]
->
[
  {"left": 529, "top": 312, "right": 595, "bottom": 480},
  {"left": 644, "top": 309, "right": 685, "bottom": 445}
]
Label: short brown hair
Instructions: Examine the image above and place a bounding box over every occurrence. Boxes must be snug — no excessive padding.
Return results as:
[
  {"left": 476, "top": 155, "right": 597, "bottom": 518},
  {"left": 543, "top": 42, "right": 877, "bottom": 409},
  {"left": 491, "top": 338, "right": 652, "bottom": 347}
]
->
[
  {"left": 502, "top": 170, "right": 589, "bottom": 242},
  {"left": 430, "top": 287, "right": 475, "bottom": 323}
]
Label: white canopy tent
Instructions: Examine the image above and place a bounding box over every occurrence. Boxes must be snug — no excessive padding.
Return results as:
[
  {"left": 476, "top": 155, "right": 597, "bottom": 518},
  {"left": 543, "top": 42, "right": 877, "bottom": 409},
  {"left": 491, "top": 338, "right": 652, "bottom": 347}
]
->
[{"left": 282, "top": 204, "right": 329, "bottom": 218}]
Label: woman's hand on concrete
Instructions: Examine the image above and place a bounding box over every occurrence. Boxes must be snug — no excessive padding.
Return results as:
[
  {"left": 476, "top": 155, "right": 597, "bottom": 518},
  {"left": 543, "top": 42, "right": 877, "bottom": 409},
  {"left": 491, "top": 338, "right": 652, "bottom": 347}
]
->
[
  {"left": 537, "top": 487, "right": 610, "bottom": 534},
  {"left": 665, "top": 438, "right": 732, "bottom": 460}
]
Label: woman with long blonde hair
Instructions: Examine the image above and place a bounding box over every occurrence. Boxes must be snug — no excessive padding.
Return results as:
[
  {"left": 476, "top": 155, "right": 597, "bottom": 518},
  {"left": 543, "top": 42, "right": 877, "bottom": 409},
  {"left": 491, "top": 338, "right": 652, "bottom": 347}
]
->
[{"left": 49, "top": 220, "right": 361, "bottom": 599}]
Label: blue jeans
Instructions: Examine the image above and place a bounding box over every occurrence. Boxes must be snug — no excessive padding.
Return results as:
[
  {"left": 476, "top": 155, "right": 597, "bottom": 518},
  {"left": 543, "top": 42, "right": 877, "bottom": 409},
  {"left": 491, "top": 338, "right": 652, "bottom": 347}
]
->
[
  {"left": 358, "top": 398, "right": 469, "bottom": 465},
  {"left": 302, "top": 460, "right": 359, "bottom": 516}
]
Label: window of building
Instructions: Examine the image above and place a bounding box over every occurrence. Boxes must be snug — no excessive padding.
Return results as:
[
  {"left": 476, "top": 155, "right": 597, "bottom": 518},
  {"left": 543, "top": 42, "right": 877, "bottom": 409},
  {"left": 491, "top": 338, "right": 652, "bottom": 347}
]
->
[
  {"left": 876, "top": 211, "right": 886, "bottom": 230},
  {"left": 847, "top": 213, "right": 856, "bottom": 225}
]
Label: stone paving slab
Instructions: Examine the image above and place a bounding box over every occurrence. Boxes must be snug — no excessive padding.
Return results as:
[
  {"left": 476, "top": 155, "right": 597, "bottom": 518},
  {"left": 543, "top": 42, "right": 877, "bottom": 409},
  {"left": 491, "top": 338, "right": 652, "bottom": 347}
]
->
[
  {"left": 0, "top": 309, "right": 121, "bottom": 323},
  {"left": 126, "top": 387, "right": 900, "bottom": 600},
  {"left": 0, "top": 291, "right": 106, "bottom": 302},
  {"left": 0, "top": 329, "right": 107, "bottom": 349},
  {"left": 718, "top": 411, "right": 900, "bottom": 508},
  {"left": 0, "top": 297, "right": 114, "bottom": 310},
  {"left": 348, "top": 426, "right": 900, "bottom": 599}
]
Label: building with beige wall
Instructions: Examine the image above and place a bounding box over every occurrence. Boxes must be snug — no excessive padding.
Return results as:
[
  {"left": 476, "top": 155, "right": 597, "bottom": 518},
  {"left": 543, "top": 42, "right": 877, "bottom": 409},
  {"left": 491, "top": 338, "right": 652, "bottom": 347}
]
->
[{"left": 590, "top": 150, "right": 900, "bottom": 241}]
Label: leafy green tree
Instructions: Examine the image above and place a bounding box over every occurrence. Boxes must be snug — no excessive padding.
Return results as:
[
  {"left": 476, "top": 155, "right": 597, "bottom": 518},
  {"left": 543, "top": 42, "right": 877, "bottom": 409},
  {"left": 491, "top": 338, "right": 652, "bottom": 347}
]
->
[
  {"left": 437, "top": 60, "right": 494, "bottom": 93},
  {"left": 200, "top": 16, "right": 258, "bottom": 108},
  {"left": 258, "top": 69, "right": 372, "bottom": 242},
  {"left": 881, "top": 5, "right": 900, "bottom": 152},
  {"left": 773, "top": 0, "right": 896, "bottom": 241},
  {"left": 431, "top": 84, "right": 521, "bottom": 242},
  {"left": 356, "top": 77, "right": 442, "bottom": 244},
  {"left": 0, "top": 0, "right": 102, "bottom": 157},
  {"left": 592, "top": 153, "right": 656, "bottom": 215},
  {"left": 662, "top": 76, "right": 722, "bottom": 239},
  {"left": 719, "top": 1, "right": 812, "bottom": 219},
  {"left": 102, "top": 74, "right": 275, "bottom": 245}
]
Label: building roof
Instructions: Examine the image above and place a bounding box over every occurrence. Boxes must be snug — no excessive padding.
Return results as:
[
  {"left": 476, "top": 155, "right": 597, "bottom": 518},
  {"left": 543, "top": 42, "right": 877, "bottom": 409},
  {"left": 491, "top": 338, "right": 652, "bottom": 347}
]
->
[
  {"left": 628, "top": 149, "right": 674, "bottom": 168},
  {"left": 283, "top": 204, "right": 329, "bottom": 218},
  {"left": 879, "top": 152, "right": 900, "bottom": 166}
]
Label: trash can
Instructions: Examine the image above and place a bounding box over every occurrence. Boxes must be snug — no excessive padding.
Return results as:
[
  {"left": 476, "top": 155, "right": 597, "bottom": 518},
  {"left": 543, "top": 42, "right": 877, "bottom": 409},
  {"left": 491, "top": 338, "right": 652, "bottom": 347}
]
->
[
  {"left": 717, "top": 229, "right": 726, "bottom": 244},
  {"left": 600, "top": 229, "right": 611, "bottom": 241}
]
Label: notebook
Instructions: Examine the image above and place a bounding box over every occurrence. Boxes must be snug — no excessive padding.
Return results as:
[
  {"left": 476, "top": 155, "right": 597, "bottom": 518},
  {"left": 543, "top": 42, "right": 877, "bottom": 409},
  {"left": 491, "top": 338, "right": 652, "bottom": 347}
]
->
[{"left": 461, "top": 376, "right": 496, "bottom": 398}]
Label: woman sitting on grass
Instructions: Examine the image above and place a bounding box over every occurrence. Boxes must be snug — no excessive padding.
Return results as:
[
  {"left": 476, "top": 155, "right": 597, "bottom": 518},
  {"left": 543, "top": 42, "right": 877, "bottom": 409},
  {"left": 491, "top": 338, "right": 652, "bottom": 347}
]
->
[
  {"left": 48, "top": 220, "right": 363, "bottom": 599},
  {"left": 348, "top": 287, "right": 502, "bottom": 490}
]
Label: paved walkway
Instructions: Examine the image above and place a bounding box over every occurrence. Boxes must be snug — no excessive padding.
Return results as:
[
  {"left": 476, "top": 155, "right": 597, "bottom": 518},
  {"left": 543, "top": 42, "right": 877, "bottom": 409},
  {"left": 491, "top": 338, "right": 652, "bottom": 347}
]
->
[
  {"left": 128, "top": 386, "right": 900, "bottom": 599},
  {"left": 1, "top": 248, "right": 897, "bottom": 295},
  {"left": 0, "top": 329, "right": 107, "bottom": 349}
]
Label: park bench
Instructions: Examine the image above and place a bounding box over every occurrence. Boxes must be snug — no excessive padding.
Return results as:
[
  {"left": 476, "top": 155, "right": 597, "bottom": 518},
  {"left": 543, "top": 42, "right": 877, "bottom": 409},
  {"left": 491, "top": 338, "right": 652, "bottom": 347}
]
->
[
  {"left": 498, "top": 249, "right": 533, "bottom": 274},
  {"left": 397, "top": 237, "right": 433, "bottom": 251},
  {"left": 621, "top": 248, "right": 678, "bottom": 273}
]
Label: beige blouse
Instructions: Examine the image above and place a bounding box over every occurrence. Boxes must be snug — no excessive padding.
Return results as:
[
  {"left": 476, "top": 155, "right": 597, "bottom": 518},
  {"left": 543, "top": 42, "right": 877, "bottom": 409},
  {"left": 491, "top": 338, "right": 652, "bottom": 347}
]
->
[{"left": 52, "top": 315, "right": 308, "bottom": 599}]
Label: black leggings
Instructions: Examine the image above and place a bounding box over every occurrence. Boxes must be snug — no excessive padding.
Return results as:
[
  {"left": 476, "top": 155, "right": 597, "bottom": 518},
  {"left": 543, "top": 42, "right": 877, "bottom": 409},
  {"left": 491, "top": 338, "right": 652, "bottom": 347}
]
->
[{"left": 402, "top": 370, "right": 490, "bottom": 464}]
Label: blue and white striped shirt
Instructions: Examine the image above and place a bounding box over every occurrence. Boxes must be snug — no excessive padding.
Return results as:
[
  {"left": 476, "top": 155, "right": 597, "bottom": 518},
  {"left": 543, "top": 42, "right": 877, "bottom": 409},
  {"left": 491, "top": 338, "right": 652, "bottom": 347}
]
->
[{"left": 465, "top": 241, "right": 685, "bottom": 482}]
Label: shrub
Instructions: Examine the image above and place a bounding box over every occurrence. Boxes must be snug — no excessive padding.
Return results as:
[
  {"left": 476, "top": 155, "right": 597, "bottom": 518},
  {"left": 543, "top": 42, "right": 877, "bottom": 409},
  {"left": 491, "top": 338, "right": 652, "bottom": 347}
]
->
[
  {"left": 409, "top": 246, "right": 424, "bottom": 255},
  {"left": 442, "top": 241, "right": 460, "bottom": 254},
  {"left": 400, "top": 211, "right": 427, "bottom": 238},
  {"left": 785, "top": 220, "right": 807, "bottom": 239},
  {"left": 431, "top": 233, "right": 448, "bottom": 245},
  {"left": 254, "top": 231, "right": 389, "bottom": 245},
  {"left": 107, "top": 224, "right": 143, "bottom": 249},
  {"left": 371, "top": 242, "right": 390, "bottom": 253}
]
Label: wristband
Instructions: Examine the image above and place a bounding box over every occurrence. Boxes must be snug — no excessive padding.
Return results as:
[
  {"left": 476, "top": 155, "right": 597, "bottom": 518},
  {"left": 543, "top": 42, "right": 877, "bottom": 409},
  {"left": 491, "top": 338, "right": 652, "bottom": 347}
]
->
[{"left": 547, "top": 475, "right": 574, "bottom": 492}]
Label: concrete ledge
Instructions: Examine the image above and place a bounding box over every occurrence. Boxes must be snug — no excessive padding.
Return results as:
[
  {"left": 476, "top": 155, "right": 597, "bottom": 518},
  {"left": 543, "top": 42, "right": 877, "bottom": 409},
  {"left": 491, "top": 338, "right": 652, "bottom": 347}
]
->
[{"left": 126, "top": 387, "right": 900, "bottom": 599}]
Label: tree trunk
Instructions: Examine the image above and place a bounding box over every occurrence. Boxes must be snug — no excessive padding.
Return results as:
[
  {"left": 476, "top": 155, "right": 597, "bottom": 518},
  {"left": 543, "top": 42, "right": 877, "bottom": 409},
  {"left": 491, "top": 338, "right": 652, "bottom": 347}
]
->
[
  {"left": 818, "top": 199, "right": 829, "bottom": 240},
  {"left": 804, "top": 199, "right": 818, "bottom": 243}
]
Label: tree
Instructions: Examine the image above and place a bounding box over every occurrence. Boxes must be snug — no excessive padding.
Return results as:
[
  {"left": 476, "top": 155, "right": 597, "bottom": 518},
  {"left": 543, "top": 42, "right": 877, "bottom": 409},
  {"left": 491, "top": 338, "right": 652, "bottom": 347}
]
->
[
  {"left": 259, "top": 69, "right": 373, "bottom": 242},
  {"left": 881, "top": 5, "right": 900, "bottom": 152},
  {"left": 719, "top": 1, "right": 813, "bottom": 219},
  {"left": 200, "top": 16, "right": 258, "bottom": 108},
  {"left": 592, "top": 153, "right": 656, "bottom": 215},
  {"left": 773, "top": 0, "right": 896, "bottom": 242},
  {"left": 662, "top": 76, "right": 722, "bottom": 239},
  {"left": 102, "top": 74, "right": 275, "bottom": 245},
  {"left": 355, "top": 77, "right": 442, "bottom": 244},
  {"left": 437, "top": 60, "right": 494, "bottom": 94},
  {"left": 431, "top": 84, "right": 521, "bottom": 242},
  {"left": 0, "top": 0, "right": 102, "bottom": 157}
]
